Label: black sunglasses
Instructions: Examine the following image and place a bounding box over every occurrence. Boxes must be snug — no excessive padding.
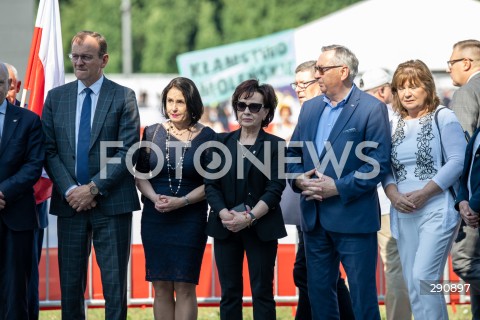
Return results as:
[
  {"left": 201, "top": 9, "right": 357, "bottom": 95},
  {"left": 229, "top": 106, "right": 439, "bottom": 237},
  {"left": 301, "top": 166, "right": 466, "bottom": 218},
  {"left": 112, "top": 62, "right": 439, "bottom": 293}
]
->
[
  {"left": 235, "top": 101, "right": 264, "bottom": 113},
  {"left": 314, "top": 65, "right": 343, "bottom": 75}
]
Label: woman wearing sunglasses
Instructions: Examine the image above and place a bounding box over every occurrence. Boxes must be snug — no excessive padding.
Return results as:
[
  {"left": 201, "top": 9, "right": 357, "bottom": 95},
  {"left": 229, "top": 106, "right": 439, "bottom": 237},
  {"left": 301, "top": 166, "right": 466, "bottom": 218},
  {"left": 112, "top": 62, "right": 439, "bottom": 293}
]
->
[{"left": 205, "top": 79, "right": 287, "bottom": 320}]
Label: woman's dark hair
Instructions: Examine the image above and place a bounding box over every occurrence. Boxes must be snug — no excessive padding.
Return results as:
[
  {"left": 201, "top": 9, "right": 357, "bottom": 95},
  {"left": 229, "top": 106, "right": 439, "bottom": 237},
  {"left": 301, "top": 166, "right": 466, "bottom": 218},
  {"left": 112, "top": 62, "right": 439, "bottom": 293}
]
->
[
  {"left": 231, "top": 79, "right": 277, "bottom": 127},
  {"left": 161, "top": 77, "right": 204, "bottom": 126}
]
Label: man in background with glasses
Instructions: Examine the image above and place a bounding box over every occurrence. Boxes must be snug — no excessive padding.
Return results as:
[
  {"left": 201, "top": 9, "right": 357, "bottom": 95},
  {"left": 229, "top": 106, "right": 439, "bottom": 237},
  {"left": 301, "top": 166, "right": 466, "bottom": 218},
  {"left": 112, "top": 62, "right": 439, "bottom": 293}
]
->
[
  {"left": 448, "top": 39, "right": 480, "bottom": 319},
  {"left": 359, "top": 68, "right": 411, "bottom": 320},
  {"left": 448, "top": 39, "right": 480, "bottom": 137},
  {"left": 287, "top": 45, "right": 391, "bottom": 319},
  {"left": 285, "top": 60, "right": 354, "bottom": 320}
]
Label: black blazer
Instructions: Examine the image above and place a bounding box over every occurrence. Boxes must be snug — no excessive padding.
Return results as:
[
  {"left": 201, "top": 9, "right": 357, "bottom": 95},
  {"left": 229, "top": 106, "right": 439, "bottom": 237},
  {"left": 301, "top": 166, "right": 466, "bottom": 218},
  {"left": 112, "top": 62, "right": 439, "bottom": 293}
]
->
[
  {"left": 0, "top": 102, "right": 44, "bottom": 231},
  {"left": 205, "top": 129, "right": 287, "bottom": 241},
  {"left": 456, "top": 128, "right": 480, "bottom": 212}
]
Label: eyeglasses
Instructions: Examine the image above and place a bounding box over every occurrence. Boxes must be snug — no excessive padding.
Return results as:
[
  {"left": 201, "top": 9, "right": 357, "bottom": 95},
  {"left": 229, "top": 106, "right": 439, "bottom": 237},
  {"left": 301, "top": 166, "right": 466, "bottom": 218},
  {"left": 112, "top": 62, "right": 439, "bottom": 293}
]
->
[
  {"left": 291, "top": 79, "right": 317, "bottom": 90},
  {"left": 314, "top": 65, "right": 343, "bottom": 75},
  {"left": 234, "top": 101, "right": 264, "bottom": 113},
  {"left": 68, "top": 53, "right": 95, "bottom": 62},
  {"left": 447, "top": 58, "right": 473, "bottom": 68}
]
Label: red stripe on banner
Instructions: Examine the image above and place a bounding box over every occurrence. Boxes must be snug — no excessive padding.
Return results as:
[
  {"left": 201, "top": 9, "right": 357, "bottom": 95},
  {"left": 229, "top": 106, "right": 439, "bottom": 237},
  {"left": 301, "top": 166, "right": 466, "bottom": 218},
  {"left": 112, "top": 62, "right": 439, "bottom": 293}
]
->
[
  {"left": 24, "top": 27, "right": 42, "bottom": 91},
  {"left": 27, "top": 28, "right": 46, "bottom": 117},
  {"left": 28, "top": 61, "right": 46, "bottom": 117},
  {"left": 33, "top": 177, "right": 53, "bottom": 204}
]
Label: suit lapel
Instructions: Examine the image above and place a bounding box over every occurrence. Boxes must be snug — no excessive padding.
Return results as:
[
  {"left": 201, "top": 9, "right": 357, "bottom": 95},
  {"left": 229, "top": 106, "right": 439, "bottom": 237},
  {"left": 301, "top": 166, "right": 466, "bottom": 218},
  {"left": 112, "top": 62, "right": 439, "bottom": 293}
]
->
[
  {"left": 67, "top": 82, "right": 78, "bottom": 152},
  {"left": 0, "top": 103, "right": 20, "bottom": 157},
  {"left": 225, "top": 130, "right": 241, "bottom": 188},
  {"left": 243, "top": 129, "right": 266, "bottom": 178},
  {"left": 90, "top": 78, "right": 114, "bottom": 148}
]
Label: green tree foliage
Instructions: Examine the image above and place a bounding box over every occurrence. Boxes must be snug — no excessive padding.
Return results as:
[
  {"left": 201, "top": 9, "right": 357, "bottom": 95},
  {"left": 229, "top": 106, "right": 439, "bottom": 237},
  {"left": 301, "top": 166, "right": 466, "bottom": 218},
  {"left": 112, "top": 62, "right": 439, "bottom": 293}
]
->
[
  {"left": 60, "top": 0, "right": 123, "bottom": 74},
  {"left": 59, "top": 0, "right": 360, "bottom": 73}
]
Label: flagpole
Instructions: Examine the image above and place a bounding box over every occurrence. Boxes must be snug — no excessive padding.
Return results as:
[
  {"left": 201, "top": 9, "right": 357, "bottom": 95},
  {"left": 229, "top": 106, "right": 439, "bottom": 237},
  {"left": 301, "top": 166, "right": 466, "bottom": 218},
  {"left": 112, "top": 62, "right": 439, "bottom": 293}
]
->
[{"left": 20, "top": 88, "right": 28, "bottom": 108}]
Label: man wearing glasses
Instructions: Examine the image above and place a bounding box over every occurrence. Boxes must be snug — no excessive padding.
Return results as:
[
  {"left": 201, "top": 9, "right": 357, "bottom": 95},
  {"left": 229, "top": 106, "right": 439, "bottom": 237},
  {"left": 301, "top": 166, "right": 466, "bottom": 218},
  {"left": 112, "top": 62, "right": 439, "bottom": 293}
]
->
[
  {"left": 448, "top": 39, "right": 480, "bottom": 319},
  {"left": 286, "top": 60, "right": 354, "bottom": 320},
  {"left": 42, "top": 31, "right": 140, "bottom": 319},
  {"left": 287, "top": 45, "right": 391, "bottom": 319}
]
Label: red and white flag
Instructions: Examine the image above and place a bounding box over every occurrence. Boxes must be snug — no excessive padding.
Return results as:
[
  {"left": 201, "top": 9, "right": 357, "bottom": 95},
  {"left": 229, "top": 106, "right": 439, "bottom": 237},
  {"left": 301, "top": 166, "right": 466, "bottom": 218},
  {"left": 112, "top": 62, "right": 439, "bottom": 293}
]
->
[
  {"left": 23, "top": 0, "right": 65, "bottom": 203},
  {"left": 23, "top": 0, "right": 64, "bottom": 115}
]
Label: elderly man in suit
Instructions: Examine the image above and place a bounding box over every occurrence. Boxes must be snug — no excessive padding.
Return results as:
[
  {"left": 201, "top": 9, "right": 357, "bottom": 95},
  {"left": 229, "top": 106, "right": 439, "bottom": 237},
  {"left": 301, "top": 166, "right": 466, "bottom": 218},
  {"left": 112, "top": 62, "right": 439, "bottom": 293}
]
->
[
  {"left": 42, "top": 31, "right": 140, "bottom": 319},
  {"left": 287, "top": 45, "right": 391, "bottom": 320},
  {"left": 0, "top": 62, "right": 44, "bottom": 319}
]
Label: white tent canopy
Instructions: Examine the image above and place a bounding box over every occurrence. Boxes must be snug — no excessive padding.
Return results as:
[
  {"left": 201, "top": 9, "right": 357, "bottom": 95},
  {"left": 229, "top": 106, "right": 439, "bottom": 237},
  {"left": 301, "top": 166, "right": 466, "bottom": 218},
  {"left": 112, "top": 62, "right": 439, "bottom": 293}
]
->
[{"left": 294, "top": 0, "right": 480, "bottom": 73}]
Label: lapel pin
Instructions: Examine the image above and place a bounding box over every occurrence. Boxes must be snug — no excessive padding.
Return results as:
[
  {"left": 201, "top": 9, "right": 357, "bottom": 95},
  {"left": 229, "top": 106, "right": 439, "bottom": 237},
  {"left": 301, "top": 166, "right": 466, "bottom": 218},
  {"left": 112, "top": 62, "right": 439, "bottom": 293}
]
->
[{"left": 13, "top": 119, "right": 18, "bottom": 122}]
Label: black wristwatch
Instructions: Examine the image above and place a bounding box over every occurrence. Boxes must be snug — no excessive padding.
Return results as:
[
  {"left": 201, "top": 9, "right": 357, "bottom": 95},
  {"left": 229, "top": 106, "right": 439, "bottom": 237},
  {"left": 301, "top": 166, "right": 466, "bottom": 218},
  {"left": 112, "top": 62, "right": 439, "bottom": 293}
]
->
[
  {"left": 89, "top": 182, "right": 99, "bottom": 196},
  {"left": 248, "top": 211, "right": 258, "bottom": 226}
]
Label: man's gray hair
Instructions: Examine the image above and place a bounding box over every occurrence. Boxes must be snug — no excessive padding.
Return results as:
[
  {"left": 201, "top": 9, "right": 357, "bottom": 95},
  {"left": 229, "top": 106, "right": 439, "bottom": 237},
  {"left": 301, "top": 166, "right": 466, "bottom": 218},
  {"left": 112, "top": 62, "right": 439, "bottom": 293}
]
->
[{"left": 321, "top": 45, "right": 359, "bottom": 81}]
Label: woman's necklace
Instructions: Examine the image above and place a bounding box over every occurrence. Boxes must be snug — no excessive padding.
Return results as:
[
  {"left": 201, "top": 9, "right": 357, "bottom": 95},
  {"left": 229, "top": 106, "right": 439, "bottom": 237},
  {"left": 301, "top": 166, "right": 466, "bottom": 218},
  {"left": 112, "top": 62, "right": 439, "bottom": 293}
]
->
[
  {"left": 238, "top": 140, "right": 256, "bottom": 158},
  {"left": 166, "top": 122, "right": 194, "bottom": 195}
]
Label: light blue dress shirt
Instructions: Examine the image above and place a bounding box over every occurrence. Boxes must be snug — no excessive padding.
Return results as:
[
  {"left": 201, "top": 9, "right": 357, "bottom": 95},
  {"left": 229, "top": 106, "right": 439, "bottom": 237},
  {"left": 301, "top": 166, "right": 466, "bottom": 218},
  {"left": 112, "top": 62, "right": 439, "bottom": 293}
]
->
[{"left": 314, "top": 87, "right": 354, "bottom": 156}]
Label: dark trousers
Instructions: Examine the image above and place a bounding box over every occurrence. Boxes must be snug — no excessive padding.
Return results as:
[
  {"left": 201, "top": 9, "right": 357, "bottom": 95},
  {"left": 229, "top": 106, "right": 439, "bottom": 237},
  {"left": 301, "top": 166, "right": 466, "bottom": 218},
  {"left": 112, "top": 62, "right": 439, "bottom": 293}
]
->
[
  {"left": 0, "top": 219, "right": 34, "bottom": 320},
  {"left": 57, "top": 212, "right": 132, "bottom": 320},
  {"left": 214, "top": 228, "right": 278, "bottom": 320},
  {"left": 294, "top": 226, "right": 354, "bottom": 320},
  {"left": 28, "top": 201, "right": 48, "bottom": 320},
  {"left": 304, "top": 222, "right": 380, "bottom": 320}
]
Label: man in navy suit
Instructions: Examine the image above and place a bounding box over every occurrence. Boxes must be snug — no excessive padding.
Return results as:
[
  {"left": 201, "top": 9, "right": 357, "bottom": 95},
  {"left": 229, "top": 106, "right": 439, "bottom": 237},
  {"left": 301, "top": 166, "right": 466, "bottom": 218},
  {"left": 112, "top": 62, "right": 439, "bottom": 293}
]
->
[
  {"left": 287, "top": 45, "right": 391, "bottom": 319},
  {"left": 6, "top": 61, "right": 50, "bottom": 320},
  {"left": 42, "top": 31, "right": 140, "bottom": 319},
  {"left": 0, "top": 62, "right": 45, "bottom": 318}
]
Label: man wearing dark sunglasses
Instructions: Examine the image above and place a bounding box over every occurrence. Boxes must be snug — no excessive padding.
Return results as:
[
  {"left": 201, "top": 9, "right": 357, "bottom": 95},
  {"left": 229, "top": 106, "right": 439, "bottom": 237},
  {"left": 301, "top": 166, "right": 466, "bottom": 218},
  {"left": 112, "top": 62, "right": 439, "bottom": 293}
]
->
[
  {"left": 283, "top": 60, "right": 354, "bottom": 320},
  {"left": 287, "top": 45, "right": 391, "bottom": 320}
]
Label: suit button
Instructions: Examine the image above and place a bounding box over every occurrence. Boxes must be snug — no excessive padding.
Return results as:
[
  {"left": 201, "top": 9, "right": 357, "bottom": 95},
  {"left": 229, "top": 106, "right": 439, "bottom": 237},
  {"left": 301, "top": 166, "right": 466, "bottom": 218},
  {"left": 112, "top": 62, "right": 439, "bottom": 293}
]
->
[{"left": 476, "top": 154, "right": 479, "bottom": 158}]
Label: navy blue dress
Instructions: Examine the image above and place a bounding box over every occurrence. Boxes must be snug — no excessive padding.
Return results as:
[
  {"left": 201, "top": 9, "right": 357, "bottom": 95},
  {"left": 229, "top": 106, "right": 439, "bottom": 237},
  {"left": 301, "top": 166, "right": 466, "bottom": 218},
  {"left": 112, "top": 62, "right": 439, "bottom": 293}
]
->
[{"left": 137, "top": 124, "right": 214, "bottom": 284}]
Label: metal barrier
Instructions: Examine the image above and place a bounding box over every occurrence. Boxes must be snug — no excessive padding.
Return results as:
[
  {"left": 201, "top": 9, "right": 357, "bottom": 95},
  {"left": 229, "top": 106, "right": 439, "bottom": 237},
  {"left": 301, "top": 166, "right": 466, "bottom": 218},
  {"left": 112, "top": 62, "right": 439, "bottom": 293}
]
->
[{"left": 39, "top": 219, "right": 468, "bottom": 311}]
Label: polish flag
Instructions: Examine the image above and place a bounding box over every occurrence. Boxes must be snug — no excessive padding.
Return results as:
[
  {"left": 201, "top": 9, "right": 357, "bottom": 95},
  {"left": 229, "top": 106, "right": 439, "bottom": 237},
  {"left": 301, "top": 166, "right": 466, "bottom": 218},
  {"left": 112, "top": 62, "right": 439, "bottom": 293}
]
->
[{"left": 23, "top": 0, "right": 65, "bottom": 204}]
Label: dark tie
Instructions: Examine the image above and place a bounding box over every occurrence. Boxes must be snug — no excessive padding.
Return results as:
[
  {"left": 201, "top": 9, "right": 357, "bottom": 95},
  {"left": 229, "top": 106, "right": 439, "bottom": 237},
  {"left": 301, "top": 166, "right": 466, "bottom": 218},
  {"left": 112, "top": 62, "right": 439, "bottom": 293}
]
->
[{"left": 76, "top": 88, "right": 92, "bottom": 185}]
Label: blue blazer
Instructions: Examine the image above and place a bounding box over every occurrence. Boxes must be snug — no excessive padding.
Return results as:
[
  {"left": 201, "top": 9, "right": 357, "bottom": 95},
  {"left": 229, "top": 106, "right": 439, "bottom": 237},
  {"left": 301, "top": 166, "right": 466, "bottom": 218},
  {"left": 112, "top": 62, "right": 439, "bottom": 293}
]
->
[
  {"left": 456, "top": 128, "right": 480, "bottom": 212},
  {"left": 287, "top": 86, "right": 391, "bottom": 233},
  {"left": 0, "top": 102, "right": 44, "bottom": 231}
]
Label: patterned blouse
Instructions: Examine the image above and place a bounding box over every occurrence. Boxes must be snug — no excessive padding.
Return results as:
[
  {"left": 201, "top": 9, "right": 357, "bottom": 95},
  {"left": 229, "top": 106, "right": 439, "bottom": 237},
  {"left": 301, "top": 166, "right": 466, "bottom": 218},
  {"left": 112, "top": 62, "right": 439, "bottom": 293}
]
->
[{"left": 384, "top": 107, "right": 465, "bottom": 238}]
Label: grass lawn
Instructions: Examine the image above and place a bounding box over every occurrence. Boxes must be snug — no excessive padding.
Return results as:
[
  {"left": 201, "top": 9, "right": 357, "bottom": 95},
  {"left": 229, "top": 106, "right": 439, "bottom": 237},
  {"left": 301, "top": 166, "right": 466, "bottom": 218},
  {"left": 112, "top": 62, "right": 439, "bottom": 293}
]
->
[{"left": 39, "top": 305, "right": 473, "bottom": 319}]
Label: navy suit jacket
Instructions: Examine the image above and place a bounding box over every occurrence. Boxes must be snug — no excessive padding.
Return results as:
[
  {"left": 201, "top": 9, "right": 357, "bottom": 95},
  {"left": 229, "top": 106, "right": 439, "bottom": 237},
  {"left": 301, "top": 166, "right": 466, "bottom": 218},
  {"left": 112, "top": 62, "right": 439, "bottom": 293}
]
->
[
  {"left": 456, "top": 128, "right": 480, "bottom": 212},
  {"left": 287, "top": 86, "right": 391, "bottom": 233},
  {"left": 42, "top": 78, "right": 141, "bottom": 217},
  {"left": 0, "top": 102, "right": 44, "bottom": 231}
]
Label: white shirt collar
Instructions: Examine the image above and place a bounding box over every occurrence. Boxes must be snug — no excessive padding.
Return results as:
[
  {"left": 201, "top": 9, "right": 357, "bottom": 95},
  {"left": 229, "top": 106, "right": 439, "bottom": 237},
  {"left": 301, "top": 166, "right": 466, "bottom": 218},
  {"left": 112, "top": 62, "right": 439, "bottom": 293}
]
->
[{"left": 77, "top": 75, "right": 104, "bottom": 96}]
